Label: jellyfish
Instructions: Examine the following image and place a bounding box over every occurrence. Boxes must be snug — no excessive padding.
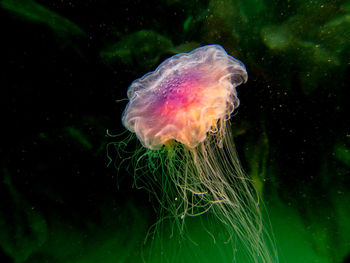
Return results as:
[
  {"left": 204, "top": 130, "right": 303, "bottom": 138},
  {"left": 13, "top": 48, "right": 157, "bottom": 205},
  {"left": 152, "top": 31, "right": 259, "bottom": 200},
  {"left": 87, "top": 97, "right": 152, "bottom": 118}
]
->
[{"left": 120, "top": 45, "right": 277, "bottom": 262}]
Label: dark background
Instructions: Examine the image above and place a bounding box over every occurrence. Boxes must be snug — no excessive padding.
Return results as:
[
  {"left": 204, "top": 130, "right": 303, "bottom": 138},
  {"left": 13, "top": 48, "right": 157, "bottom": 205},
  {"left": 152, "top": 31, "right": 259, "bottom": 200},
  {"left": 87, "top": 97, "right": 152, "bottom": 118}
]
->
[{"left": 1, "top": 0, "right": 349, "bottom": 262}]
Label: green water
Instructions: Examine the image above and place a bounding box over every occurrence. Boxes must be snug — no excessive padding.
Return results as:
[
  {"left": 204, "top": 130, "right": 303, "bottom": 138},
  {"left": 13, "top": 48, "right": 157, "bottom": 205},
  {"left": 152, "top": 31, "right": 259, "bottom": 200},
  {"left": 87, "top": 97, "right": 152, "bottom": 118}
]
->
[{"left": 1, "top": 0, "right": 349, "bottom": 262}]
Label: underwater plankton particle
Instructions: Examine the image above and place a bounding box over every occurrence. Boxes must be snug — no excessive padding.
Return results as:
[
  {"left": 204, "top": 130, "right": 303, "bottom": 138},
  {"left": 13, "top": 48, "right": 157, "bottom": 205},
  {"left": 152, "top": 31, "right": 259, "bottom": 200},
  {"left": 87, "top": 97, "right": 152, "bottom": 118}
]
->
[{"left": 122, "top": 45, "right": 277, "bottom": 262}]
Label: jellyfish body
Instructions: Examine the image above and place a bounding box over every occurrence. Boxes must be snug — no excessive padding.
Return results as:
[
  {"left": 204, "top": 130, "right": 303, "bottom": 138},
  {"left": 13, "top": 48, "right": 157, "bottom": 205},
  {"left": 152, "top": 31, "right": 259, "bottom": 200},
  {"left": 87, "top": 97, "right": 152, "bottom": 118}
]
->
[
  {"left": 121, "top": 45, "right": 277, "bottom": 263},
  {"left": 122, "top": 45, "right": 247, "bottom": 149}
]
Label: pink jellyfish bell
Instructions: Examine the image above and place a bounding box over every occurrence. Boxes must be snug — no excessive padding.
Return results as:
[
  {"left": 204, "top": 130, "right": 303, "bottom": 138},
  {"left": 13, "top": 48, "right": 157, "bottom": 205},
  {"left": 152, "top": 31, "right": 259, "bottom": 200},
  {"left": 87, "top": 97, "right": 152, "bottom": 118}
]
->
[{"left": 122, "top": 44, "right": 247, "bottom": 150}]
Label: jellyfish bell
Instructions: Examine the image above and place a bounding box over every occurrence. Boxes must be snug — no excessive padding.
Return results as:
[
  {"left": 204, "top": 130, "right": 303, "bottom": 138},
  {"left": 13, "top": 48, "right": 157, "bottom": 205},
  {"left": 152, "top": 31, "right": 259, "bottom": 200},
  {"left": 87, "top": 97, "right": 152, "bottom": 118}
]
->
[
  {"left": 122, "top": 45, "right": 247, "bottom": 150},
  {"left": 120, "top": 44, "right": 277, "bottom": 263}
]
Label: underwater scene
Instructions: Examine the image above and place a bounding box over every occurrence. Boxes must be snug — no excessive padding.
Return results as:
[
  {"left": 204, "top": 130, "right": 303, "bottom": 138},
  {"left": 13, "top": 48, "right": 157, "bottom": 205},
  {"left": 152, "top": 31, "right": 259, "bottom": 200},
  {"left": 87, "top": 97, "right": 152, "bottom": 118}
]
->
[{"left": 1, "top": 0, "right": 350, "bottom": 262}]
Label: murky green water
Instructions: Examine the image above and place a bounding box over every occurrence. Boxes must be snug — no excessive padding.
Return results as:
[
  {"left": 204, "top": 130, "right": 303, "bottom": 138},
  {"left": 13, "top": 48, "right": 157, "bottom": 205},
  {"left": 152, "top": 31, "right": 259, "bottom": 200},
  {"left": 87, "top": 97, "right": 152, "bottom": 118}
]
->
[{"left": 1, "top": 1, "right": 349, "bottom": 262}]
